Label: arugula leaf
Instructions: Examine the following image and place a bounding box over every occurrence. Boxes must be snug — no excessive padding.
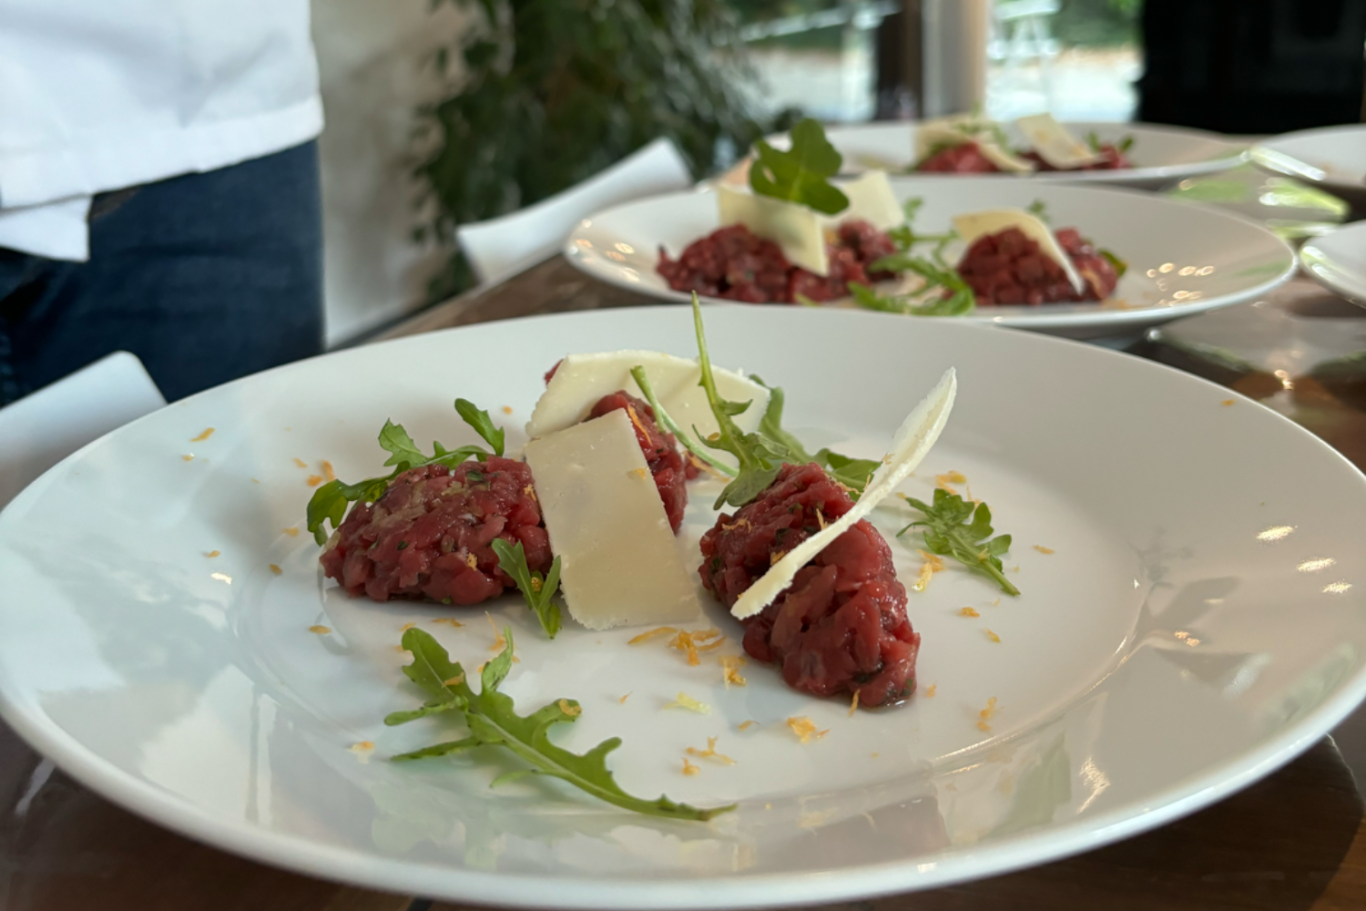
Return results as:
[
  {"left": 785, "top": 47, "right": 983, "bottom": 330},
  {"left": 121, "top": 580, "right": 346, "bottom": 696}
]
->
[
  {"left": 454, "top": 398, "right": 505, "bottom": 456},
  {"left": 1099, "top": 249, "right": 1128, "bottom": 278},
  {"left": 849, "top": 263, "right": 975, "bottom": 317},
  {"left": 749, "top": 376, "right": 813, "bottom": 463},
  {"left": 1085, "top": 130, "right": 1102, "bottom": 153},
  {"left": 305, "top": 401, "right": 505, "bottom": 544},
  {"left": 689, "top": 295, "right": 790, "bottom": 509},
  {"left": 1117, "top": 135, "right": 1135, "bottom": 154},
  {"left": 1026, "top": 199, "right": 1050, "bottom": 224},
  {"left": 490, "top": 538, "right": 562, "bottom": 639},
  {"left": 749, "top": 118, "right": 849, "bottom": 215},
  {"left": 897, "top": 489, "right": 1020, "bottom": 596},
  {"left": 814, "top": 449, "right": 880, "bottom": 495},
  {"left": 628, "top": 365, "right": 737, "bottom": 478},
  {"left": 387, "top": 628, "right": 734, "bottom": 821}
]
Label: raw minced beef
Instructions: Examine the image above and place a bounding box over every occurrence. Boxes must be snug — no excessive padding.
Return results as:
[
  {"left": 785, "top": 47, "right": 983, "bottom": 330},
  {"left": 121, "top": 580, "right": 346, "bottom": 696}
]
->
[
  {"left": 698, "top": 462, "right": 921, "bottom": 707},
  {"left": 656, "top": 220, "right": 897, "bottom": 304},
  {"left": 956, "top": 226, "right": 1120, "bottom": 306},
  {"left": 320, "top": 457, "right": 550, "bottom": 605}
]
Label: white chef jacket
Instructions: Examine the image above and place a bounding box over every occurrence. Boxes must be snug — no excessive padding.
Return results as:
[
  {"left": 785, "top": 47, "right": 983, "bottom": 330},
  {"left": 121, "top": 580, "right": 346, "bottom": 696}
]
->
[{"left": 0, "top": 0, "right": 323, "bottom": 261}]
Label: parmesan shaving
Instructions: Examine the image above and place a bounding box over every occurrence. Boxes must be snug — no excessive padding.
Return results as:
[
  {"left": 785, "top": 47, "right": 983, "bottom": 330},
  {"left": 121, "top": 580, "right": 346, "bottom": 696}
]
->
[
  {"left": 431, "top": 617, "right": 464, "bottom": 627},
  {"left": 721, "top": 655, "right": 748, "bottom": 687},
  {"left": 849, "top": 691, "right": 861, "bottom": 716},
  {"left": 731, "top": 369, "right": 957, "bottom": 620},
  {"left": 443, "top": 674, "right": 465, "bottom": 687},
  {"left": 738, "top": 720, "right": 758, "bottom": 731},
  {"left": 925, "top": 684, "right": 937, "bottom": 697},
  {"left": 400, "top": 622, "right": 416, "bottom": 632},
  {"left": 205, "top": 550, "right": 220, "bottom": 558},
  {"left": 685, "top": 737, "right": 736, "bottom": 765},
  {"left": 985, "top": 628, "right": 1001, "bottom": 643},
  {"left": 308, "top": 625, "right": 331, "bottom": 634},
  {"left": 786, "top": 716, "right": 828, "bottom": 744},
  {"left": 283, "top": 527, "right": 300, "bottom": 537},
  {"left": 190, "top": 427, "right": 215, "bottom": 442},
  {"left": 913, "top": 550, "right": 945, "bottom": 593},
  {"left": 977, "top": 696, "right": 998, "bottom": 731},
  {"left": 665, "top": 692, "right": 710, "bottom": 714},
  {"left": 957, "top": 607, "right": 980, "bottom": 618},
  {"left": 268, "top": 564, "right": 282, "bottom": 575},
  {"left": 526, "top": 350, "right": 768, "bottom": 444},
  {"left": 682, "top": 759, "right": 701, "bottom": 776},
  {"left": 306, "top": 475, "right": 323, "bottom": 487},
  {"left": 558, "top": 699, "right": 582, "bottom": 718},
  {"left": 1033, "top": 545, "right": 1055, "bottom": 555},
  {"left": 619, "top": 692, "right": 631, "bottom": 704},
  {"left": 629, "top": 626, "right": 678, "bottom": 645},
  {"left": 293, "top": 458, "right": 307, "bottom": 468}
]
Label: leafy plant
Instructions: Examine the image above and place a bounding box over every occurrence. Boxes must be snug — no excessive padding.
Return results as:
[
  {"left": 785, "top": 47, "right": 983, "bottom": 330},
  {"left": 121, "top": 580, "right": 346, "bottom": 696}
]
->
[
  {"left": 387, "top": 627, "right": 734, "bottom": 821},
  {"left": 898, "top": 489, "right": 1020, "bottom": 596},
  {"left": 414, "top": 0, "right": 795, "bottom": 301},
  {"left": 305, "top": 398, "right": 505, "bottom": 544}
]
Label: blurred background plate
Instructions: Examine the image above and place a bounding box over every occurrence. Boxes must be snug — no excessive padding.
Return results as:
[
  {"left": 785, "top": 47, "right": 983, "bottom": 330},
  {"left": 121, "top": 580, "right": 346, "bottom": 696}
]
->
[
  {"left": 566, "top": 178, "right": 1295, "bottom": 339},
  {"left": 763, "top": 121, "right": 1247, "bottom": 189},
  {"left": 1300, "top": 221, "right": 1366, "bottom": 308},
  {"left": 1251, "top": 124, "right": 1366, "bottom": 213}
]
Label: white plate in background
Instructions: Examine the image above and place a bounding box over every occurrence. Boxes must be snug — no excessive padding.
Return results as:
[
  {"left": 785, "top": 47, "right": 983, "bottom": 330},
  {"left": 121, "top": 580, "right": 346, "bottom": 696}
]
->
[
  {"left": 1252, "top": 124, "right": 1366, "bottom": 211},
  {"left": 1, "top": 306, "right": 1365, "bottom": 907},
  {"left": 768, "top": 121, "right": 1247, "bottom": 190},
  {"left": 1300, "top": 220, "right": 1366, "bottom": 308},
  {"left": 566, "top": 178, "right": 1295, "bottom": 339}
]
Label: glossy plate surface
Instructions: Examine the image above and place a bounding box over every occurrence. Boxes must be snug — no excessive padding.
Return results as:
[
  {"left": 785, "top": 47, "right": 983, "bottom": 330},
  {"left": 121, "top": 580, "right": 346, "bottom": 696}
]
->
[
  {"left": 1300, "top": 221, "right": 1366, "bottom": 309},
  {"left": 565, "top": 178, "right": 1295, "bottom": 339},
  {"left": 1, "top": 306, "right": 1364, "bottom": 908},
  {"left": 771, "top": 121, "right": 1247, "bottom": 190},
  {"left": 1252, "top": 124, "right": 1366, "bottom": 210}
]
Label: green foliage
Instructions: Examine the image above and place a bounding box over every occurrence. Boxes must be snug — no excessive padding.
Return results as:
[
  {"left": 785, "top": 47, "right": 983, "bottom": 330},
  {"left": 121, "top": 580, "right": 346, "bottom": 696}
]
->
[
  {"left": 749, "top": 118, "right": 849, "bottom": 214},
  {"left": 414, "top": 0, "right": 794, "bottom": 301},
  {"left": 387, "top": 628, "right": 734, "bottom": 820},
  {"left": 898, "top": 489, "right": 1020, "bottom": 596},
  {"left": 490, "top": 539, "right": 562, "bottom": 639}
]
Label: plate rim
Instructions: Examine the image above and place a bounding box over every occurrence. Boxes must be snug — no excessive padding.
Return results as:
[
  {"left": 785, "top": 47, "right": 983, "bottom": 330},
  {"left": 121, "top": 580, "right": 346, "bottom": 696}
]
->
[
  {"left": 563, "top": 179, "right": 1297, "bottom": 331},
  {"left": 1300, "top": 220, "right": 1366, "bottom": 308},
  {"left": 1, "top": 306, "right": 1363, "bottom": 908},
  {"left": 1250, "top": 123, "right": 1366, "bottom": 199}
]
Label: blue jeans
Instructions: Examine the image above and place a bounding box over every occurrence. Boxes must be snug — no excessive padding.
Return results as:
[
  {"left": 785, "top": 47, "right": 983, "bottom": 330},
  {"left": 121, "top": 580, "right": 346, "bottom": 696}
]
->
[{"left": 0, "top": 141, "right": 323, "bottom": 405}]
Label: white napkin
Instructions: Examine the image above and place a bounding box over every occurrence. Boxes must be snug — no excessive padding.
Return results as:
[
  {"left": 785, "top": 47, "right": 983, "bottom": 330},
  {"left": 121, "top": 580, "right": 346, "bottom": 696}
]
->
[
  {"left": 0, "top": 351, "right": 166, "bottom": 509},
  {"left": 457, "top": 137, "right": 692, "bottom": 285}
]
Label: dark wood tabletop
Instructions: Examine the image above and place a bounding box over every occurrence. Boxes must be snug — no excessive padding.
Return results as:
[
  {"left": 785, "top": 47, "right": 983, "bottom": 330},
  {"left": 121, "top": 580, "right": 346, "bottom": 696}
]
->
[{"left": 6, "top": 259, "right": 1366, "bottom": 911}]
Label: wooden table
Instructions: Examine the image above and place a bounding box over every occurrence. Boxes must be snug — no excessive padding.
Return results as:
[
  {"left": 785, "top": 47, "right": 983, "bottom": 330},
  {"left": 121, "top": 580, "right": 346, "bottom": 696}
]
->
[{"left": 5, "top": 261, "right": 1366, "bottom": 911}]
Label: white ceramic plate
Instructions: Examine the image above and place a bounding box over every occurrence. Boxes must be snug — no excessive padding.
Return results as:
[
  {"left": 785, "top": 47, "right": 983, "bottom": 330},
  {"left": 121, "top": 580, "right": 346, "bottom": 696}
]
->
[
  {"left": 1252, "top": 124, "right": 1366, "bottom": 211},
  {"left": 767, "top": 121, "right": 1247, "bottom": 190},
  {"left": 2, "top": 307, "right": 1366, "bottom": 907},
  {"left": 566, "top": 178, "right": 1295, "bottom": 339},
  {"left": 1300, "top": 220, "right": 1366, "bottom": 308}
]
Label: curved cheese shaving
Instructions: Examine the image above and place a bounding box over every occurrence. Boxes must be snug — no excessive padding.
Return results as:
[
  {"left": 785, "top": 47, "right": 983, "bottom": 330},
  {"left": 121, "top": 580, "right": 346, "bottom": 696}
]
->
[
  {"left": 527, "top": 350, "right": 769, "bottom": 444},
  {"left": 730, "top": 368, "right": 958, "bottom": 620},
  {"left": 952, "top": 209, "right": 1085, "bottom": 295},
  {"left": 1015, "top": 113, "right": 1103, "bottom": 170}
]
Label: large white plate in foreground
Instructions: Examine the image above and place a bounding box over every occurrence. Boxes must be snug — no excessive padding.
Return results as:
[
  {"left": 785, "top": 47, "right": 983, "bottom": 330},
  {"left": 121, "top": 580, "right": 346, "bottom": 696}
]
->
[
  {"left": 1300, "top": 220, "right": 1366, "bottom": 309},
  {"left": 566, "top": 178, "right": 1295, "bottom": 339},
  {"left": 2, "top": 306, "right": 1365, "bottom": 908},
  {"left": 771, "top": 121, "right": 1247, "bottom": 190},
  {"left": 1252, "top": 124, "right": 1366, "bottom": 211}
]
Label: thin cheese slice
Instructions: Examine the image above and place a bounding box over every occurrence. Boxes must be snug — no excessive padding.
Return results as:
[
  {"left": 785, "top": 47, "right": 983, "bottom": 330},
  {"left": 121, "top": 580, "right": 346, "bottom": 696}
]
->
[
  {"left": 717, "top": 185, "right": 829, "bottom": 276},
  {"left": 952, "top": 209, "right": 1085, "bottom": 295},
  {"left": 1015, "top": 113, "right": 1103, "bottom": 170},
  {"left": 839, "top": 171, "right": 904, "bottom": 230},
  {"left": 525, "top": 409, "right": 701, "bottom": 630},
  {"left": 914, "top": 114, "right": 1034, "bottom": 173},
  {"left": 978, "top": 143, "right": 1035, "bottom": 173},
  {"left": 731, "top": 369, "right": 957, "bottom": 620},
  {"left": 526, "top": 350, "right": 769, "bottom": 447}
]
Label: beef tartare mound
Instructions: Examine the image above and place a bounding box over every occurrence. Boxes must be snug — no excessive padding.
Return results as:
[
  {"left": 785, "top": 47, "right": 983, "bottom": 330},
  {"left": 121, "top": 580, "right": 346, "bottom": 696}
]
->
[
  {"left": 587, "top": 390, "right": 690, "bottom": 531},
  {"left": 916, "top": 140, "right": 1130, "bottom": 173},
  {"left": 320, "top": 457, "right": 551, "bottom": 605},
  {"left": 915, "top": 141, "right": 1001, "bottom": 173},
  {"left": 956, "top": 226, "right": 1119, "bottom": 306},
  {"left": 698, "top": 462, "right": 920, "bottom": 707},
  {"left": 656, "top": 221, "right": 896, "bottom": 304}
]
